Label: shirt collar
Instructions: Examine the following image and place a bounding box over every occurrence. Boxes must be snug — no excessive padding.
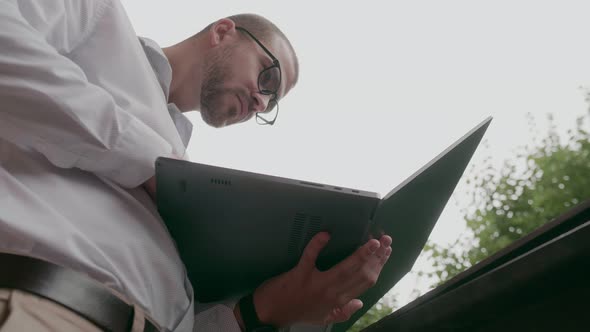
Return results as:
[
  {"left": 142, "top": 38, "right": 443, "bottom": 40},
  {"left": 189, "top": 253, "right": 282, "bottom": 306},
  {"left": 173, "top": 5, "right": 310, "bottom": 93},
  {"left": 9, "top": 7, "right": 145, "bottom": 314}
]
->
[{"left": 138, "top": 37, "right": 193, "bottom": 147}]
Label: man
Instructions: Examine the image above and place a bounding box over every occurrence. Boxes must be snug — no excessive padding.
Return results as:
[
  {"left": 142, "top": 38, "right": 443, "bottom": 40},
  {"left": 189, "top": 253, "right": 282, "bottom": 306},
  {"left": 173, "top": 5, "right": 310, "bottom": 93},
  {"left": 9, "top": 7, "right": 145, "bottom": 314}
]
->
[{"left": 0, "top": 1, "right": 392, "bottom": 331}]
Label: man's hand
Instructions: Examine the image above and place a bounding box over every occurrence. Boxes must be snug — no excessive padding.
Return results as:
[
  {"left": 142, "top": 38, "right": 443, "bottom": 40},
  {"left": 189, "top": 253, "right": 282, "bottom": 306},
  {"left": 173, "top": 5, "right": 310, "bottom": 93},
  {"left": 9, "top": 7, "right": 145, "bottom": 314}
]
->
[
  {"left": 143, "top": 175, "right": 157, "bottom": 201},
  {"left": 248, "top": 232, "right": 392, "bottom": 328}
]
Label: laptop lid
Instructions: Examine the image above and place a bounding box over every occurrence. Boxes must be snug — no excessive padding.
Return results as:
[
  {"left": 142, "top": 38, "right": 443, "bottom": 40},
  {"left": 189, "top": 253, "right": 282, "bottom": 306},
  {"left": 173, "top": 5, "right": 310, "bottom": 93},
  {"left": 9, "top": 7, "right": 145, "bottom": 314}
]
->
[{"left": 333, "top": 116, "right": 492, "bottom": 331}]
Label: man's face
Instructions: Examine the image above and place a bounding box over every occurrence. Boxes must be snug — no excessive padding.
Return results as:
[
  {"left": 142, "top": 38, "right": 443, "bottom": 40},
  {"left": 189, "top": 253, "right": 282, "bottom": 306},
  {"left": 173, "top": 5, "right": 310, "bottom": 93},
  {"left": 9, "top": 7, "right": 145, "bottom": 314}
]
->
[{"left": 199, "top": 31, "right": 296, "bottom": 128}]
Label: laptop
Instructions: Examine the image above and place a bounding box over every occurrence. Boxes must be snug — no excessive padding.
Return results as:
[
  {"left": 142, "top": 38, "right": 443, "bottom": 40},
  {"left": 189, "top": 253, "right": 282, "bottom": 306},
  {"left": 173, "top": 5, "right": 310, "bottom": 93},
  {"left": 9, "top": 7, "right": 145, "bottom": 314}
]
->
[{"left": 156, "top": 117, "right": 492, "bottom": 329}]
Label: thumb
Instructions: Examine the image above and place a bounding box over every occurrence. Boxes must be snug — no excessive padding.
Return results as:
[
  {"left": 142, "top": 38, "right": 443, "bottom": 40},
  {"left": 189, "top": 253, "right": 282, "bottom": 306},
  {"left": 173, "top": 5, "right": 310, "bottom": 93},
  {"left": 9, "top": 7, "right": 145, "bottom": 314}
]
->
[
  {"left": 299, "top": 232, "right": 330, "bottom": 271},
  {"left": 324, "top": 299, "right": 364, "bottom": 324}
]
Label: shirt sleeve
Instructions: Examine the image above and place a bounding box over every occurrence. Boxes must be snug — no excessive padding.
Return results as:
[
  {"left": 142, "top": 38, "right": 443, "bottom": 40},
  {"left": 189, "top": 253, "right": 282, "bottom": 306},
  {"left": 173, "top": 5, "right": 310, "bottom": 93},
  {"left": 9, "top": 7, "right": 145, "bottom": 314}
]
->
[{"left": 0, "top": 0, "right": 174, "bottom": 188}]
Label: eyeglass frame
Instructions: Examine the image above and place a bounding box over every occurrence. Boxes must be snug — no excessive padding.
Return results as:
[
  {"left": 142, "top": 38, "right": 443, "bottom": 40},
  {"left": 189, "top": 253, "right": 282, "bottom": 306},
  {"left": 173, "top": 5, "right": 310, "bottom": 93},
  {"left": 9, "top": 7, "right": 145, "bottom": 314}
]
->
[{"left": 235, "top": 26, "right": 282, "bottom": 126}]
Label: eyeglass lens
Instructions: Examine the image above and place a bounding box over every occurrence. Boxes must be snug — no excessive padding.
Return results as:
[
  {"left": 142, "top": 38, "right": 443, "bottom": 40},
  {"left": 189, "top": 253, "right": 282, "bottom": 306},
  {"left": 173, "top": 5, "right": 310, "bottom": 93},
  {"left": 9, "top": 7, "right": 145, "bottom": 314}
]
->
[{"left": 259, "top": 66, "right": 281, "bottom": 95}]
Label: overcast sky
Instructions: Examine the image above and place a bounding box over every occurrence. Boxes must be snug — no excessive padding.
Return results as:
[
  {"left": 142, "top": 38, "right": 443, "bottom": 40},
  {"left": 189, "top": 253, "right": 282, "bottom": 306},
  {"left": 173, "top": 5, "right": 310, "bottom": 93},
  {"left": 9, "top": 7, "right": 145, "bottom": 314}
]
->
[{"left": 123, "top": 0, "right": 590, "bottom": 307}]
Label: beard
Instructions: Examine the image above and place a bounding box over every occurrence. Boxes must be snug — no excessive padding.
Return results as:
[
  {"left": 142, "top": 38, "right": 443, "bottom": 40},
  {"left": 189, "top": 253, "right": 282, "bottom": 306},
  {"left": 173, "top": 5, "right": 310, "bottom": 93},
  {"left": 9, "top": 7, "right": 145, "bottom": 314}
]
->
[{"left": 200, "top": 45, "right": 241, "bottom": 128}]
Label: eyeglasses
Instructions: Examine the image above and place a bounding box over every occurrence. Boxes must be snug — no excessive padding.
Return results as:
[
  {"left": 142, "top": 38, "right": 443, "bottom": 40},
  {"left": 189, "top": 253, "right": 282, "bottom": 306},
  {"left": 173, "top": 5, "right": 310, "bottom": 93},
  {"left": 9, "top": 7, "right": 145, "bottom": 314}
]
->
[{"left": 236, "top": 26, "right": 282, "bottom": 126}]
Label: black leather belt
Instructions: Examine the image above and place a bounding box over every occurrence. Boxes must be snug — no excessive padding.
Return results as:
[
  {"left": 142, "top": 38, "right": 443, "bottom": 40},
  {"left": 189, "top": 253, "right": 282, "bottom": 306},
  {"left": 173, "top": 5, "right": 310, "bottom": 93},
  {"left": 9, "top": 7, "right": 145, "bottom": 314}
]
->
[{"left": 0, "top": 253, "right": 158, "bottom": 332}]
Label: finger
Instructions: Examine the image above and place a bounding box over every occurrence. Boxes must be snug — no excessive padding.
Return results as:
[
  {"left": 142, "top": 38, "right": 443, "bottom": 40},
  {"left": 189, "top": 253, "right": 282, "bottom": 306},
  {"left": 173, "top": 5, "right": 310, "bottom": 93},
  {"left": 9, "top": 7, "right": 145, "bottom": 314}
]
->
[
  {"left": 345, "top": 255, "right": 390, "bottom": 297},
  {"left": 381, "top": 246, "right": 392, "bottom": 264},
  {"left": 332, "top": 264, "right": 380, "bottom": 300},
  {"left": 339, "top": 244, "right": 392, "bottom": 297},
  {"left": 381, "top": 234, "right": 392, "bottom": 248},
  {"left": 325, "top": 239, "right": 381, "bottom": 293},
  {"left": 374, "top": 235, "right": 392, "bottom": 260},
  {"left": 340, "top": 299, "right": 363, "bottom": 321},
  {"left": 370, "top": 236, "right": 392, "bottom": 270},
  {"left": 331, "top": 238, "right": 380, "bottom": 275},
  {"left": 323, "top": 238, "right": 392, "bottom": 302},
  {"left": 324, "top": 299, "right": 364, "bottom": 324},
  {"left": 298, "top": 232, "right": 331, "bottom": 272}
]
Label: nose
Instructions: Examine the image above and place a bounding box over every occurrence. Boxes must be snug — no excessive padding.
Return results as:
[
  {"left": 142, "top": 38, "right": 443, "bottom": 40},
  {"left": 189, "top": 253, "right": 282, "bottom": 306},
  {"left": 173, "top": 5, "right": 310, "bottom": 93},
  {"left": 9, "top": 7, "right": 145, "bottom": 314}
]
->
[{"left": 251, "top": 92, "right": 270, "bottom": 113}]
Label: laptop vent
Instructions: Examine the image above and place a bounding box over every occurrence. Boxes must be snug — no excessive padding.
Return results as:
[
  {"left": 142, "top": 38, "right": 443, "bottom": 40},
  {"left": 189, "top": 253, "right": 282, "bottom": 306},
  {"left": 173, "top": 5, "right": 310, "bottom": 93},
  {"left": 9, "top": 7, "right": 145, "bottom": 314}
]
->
[
  {"left": 287, "top": 213, "right": 323, "bottom": 261},
  {"left": 287, "top": 213, "right": 306, "bottom": 258},
  {"left": 210, "top": 178, "right": 232, "bottom": 186}
]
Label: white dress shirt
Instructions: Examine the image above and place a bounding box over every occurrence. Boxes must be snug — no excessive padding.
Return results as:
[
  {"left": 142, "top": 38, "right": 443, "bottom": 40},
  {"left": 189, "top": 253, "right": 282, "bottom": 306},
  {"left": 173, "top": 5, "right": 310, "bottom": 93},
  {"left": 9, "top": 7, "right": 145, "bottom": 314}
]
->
[{"left": 0, "top": 1, "right": 241, "bottom": 331}]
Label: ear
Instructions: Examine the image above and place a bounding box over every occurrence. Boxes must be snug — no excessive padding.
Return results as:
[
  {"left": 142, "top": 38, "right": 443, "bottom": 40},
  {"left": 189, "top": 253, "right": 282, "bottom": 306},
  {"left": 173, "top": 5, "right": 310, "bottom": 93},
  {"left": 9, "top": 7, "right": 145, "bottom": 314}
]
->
[{"left": 208, "top": 18, "right": 237, "bottom": 47}]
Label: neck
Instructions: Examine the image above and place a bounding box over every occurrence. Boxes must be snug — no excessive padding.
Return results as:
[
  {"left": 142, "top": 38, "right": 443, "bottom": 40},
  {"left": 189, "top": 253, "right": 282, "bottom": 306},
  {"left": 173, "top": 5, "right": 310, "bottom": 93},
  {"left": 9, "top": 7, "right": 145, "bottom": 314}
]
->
[{"left": 163, "top": 35, "right": 206, "bottom": 112}]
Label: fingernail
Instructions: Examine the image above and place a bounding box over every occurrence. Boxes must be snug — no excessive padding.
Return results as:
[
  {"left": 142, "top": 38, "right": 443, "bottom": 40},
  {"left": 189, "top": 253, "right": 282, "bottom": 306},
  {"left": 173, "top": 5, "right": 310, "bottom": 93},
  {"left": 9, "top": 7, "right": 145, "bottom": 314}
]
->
[
  {"left": 384, "top": 236, "right": 392, "bottom": 246},
  {"left": 385, "top": 247, "right": 392, "bottom": 257}
]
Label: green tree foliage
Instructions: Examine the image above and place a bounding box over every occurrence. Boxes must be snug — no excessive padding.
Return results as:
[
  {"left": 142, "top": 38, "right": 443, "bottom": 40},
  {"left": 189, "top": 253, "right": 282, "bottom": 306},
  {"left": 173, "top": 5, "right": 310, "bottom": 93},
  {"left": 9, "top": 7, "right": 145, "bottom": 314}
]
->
[
  {"left": 348, "top": 299, "right": 396, "bottom": 332},
  {"left": 425, "top": 104, "right": 590, "bottom": 285}
]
